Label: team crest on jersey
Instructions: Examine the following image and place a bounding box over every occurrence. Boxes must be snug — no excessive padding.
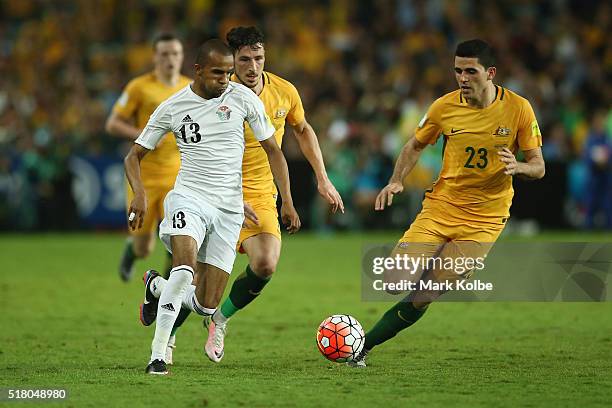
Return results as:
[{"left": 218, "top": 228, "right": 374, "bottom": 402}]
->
[
  {"left": 274, "top": 108, "right": 287, "bottom": 119},
  {"left": 494, "top": 126, "right": 511, "bottom": 136},
  {"left": 216, "top": 105, "right": 231, "bottom": 121}
]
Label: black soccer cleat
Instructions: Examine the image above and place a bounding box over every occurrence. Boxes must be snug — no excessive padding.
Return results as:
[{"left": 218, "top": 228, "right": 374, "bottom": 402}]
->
[
  {"left": 145, "top": 359, "right": 168, "bottom": 375},
  {"left": 119, "top": 242, "right": 136, "bottom": 282},
  {"left": 140, "top": 270, "right": 160, "bottom": 326}
]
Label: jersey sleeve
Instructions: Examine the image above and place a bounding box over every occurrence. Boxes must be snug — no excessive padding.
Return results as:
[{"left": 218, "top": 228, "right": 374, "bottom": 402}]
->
[
  {"left": 112, "top": 79, "right": 141, "bottom": 120},
  {"left": 285, "top": 82, "right": 305, "bottom": 126},
  {"left": 414, "top": 98, "right": 444, "bottom": 145},
  {"left": 517, "top": 99, "right": 543, "bottom": 151},
  {"left": 135, "top": 102, "right": 173, "bottom": 150},
  {"left": 245, "top": 92, "right": 275, "bottom": 142}
]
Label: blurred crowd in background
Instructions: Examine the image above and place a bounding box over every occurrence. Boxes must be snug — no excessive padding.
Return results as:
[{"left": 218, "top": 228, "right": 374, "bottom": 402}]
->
[{"left": 0, "top": 0, "right": 610, "bottom": 232}]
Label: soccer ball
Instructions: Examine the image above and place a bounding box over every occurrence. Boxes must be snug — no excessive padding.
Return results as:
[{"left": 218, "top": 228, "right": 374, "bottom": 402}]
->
[{"left": 316, "top": 314, "right": 365, "bottom": 363}]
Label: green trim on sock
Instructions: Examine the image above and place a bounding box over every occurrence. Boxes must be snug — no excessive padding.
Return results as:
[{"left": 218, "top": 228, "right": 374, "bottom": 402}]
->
[
  {"left": 220, "top": 298, "right": 240, "bottom": 319},
  {"left": 223, "top": 265, "right": 271, "bottom": 318}
]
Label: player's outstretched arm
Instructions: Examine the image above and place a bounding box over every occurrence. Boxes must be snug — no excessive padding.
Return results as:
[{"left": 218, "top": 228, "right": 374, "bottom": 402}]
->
[
  {"left": 375, "top": 136, "right": 428, "bottom": 211},
  {"left": 105, "top": 111, "right": 142, "bottom": 140},
  {"left": 259, "top": 137, "right": 301, "bottom": 233},
  {"left": 124, "top": 144, "right": 150, "bottom": 230},
  {"left": 292, "top": 120, "right": 344, "bottom": 213},
  {"left": 498, "top": 147, "right": 545, "bottom": 179}
]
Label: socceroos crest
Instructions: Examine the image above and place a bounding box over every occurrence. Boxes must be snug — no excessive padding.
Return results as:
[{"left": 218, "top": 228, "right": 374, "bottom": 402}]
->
[
  {"left": 274, "top": 108, "right": 287, "bottom": 119},
  {"left": 216, "top": 105, "right": 231, "bottom": 121},
  {"left": 494, "top": 126, "right": 511, "bottom": 136}
]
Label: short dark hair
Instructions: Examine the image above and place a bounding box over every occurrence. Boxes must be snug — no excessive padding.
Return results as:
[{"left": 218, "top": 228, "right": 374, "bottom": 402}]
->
[
  {"left": 152, "top": 33, "right": 180, "bottom": 50},
  {"left": 455, "top": 39, "right": 496, "bottom": 68},
  {"left": 195, "top": 39, "right": 232, "bottom": 65},
  {"left": 226, "top": 26, "right": 265, "bottom": 53}
]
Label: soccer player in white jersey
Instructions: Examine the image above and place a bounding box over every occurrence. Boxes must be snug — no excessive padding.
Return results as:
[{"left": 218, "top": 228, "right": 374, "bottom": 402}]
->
[{"left": 124, "top": 39, "right": 300, "bottom": 375}]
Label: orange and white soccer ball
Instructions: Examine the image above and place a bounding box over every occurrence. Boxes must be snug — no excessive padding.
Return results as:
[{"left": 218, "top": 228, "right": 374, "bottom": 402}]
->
[{"left": 316, "top": 314, "right": 365, "bottom": 362}]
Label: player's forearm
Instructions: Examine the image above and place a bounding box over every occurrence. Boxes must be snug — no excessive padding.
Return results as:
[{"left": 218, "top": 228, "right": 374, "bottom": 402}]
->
[
  {"left": 515, "top": 159, "right": 545, "bottom": 180},
  {"left": 267, "top": 149, "right": 294, "bottom": 206},
  {"left": 106, "top": 117, "right": 142, "bottom": 140},
  {"left": 294, "top": 123, "right": 329, "bottom": 184},
  {"left": 124, "top": 149, "right": 146, "bottom": 197},
  {"left": 389, "top": 137, "right": 424, "bottom": 184}
]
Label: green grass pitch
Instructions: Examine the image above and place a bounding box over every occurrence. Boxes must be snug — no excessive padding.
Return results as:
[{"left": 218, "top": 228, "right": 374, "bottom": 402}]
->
[{"left": 1, "top": 232, "right": 611, "bottom": 407}]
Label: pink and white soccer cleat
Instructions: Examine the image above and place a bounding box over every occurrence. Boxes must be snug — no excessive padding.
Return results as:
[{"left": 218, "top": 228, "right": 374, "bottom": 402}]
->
[{"left": 203, "top": 316, "right": 226, "bottom": 363}]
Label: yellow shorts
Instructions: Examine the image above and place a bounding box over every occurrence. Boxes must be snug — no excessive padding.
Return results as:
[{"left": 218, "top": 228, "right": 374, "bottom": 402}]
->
[
  {"left": 388, "top": 198, "right": 506, "bottom": 287},
  {"left": 400, "top": 198, "right": 506, "bottom": 243},
  {"left": 126, "top": 177, "right": 174, "bottom": 235},
  {"left": 238, "top": 193, "right": 281, "bottom": 252}
]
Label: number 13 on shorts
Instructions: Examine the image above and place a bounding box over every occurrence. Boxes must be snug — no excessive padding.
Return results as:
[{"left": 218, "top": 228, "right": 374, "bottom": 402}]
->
[{"left": 172, "top": 211, "right": 186, "bottom": 229}]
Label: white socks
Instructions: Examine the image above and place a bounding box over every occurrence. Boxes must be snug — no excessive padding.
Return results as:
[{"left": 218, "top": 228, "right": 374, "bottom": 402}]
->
[
  {"left": 150, "top": 265, "right": 193, "bottom": 362},
  {"left": 185, "top": 286, "right": 216, "bottom": 316},
  {"left": 151, "top": 277, "right": 215, "bottom": 317},
  {"left": 181, "top": 284, "right": 196, "bottom": 310}
]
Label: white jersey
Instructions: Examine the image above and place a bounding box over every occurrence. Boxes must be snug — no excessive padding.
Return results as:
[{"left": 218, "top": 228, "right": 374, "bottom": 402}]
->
[{"left": 135, "top": 82, "right": 275, "bottom": 213}]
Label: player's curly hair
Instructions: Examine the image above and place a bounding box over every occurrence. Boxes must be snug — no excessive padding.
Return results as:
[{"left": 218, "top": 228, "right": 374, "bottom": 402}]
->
[
  {"left": 226, "top": 26, "right": 265, "bottom": 53},
  {"left": 455, "top": 39, "right": 496, "bottom": 68}
]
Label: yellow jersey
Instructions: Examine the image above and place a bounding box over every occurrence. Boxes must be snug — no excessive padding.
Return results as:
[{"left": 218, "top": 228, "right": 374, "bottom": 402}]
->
[
  {"left": 112, "top": 72, "right": 191, "bottom": 182},
  {"left": 233, "top": 71, "right": 305, "bottom": 196},
  {"left": 415, "top": 86, "right": 542, "bottom": 222}
]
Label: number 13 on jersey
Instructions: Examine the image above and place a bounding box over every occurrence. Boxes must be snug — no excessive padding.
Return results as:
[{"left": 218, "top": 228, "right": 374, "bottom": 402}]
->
[{"left": 178, "top": 123, "right": 202, "bottom": 143}]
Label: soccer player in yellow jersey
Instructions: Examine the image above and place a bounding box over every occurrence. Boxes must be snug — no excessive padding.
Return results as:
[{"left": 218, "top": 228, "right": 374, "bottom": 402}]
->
[
  {"left": 348, "top": 39, "right": 545, "bottom": 367},
  {"left": 201, "top": 26, "right": 344, "bottom": 362},
  {"left": 105, "top": 33, "right": 191, "bottom": 282}
]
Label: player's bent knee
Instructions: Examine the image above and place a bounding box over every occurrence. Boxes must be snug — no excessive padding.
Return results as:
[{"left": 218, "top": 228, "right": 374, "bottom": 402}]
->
[{"left": 250, "top": 258, "right": 277, "bottom": 278}]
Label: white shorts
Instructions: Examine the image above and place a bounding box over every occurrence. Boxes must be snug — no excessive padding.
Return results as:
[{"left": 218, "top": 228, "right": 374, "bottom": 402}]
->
[{"left": 159, "top": 190, "right": 244, "bottom": 274}]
